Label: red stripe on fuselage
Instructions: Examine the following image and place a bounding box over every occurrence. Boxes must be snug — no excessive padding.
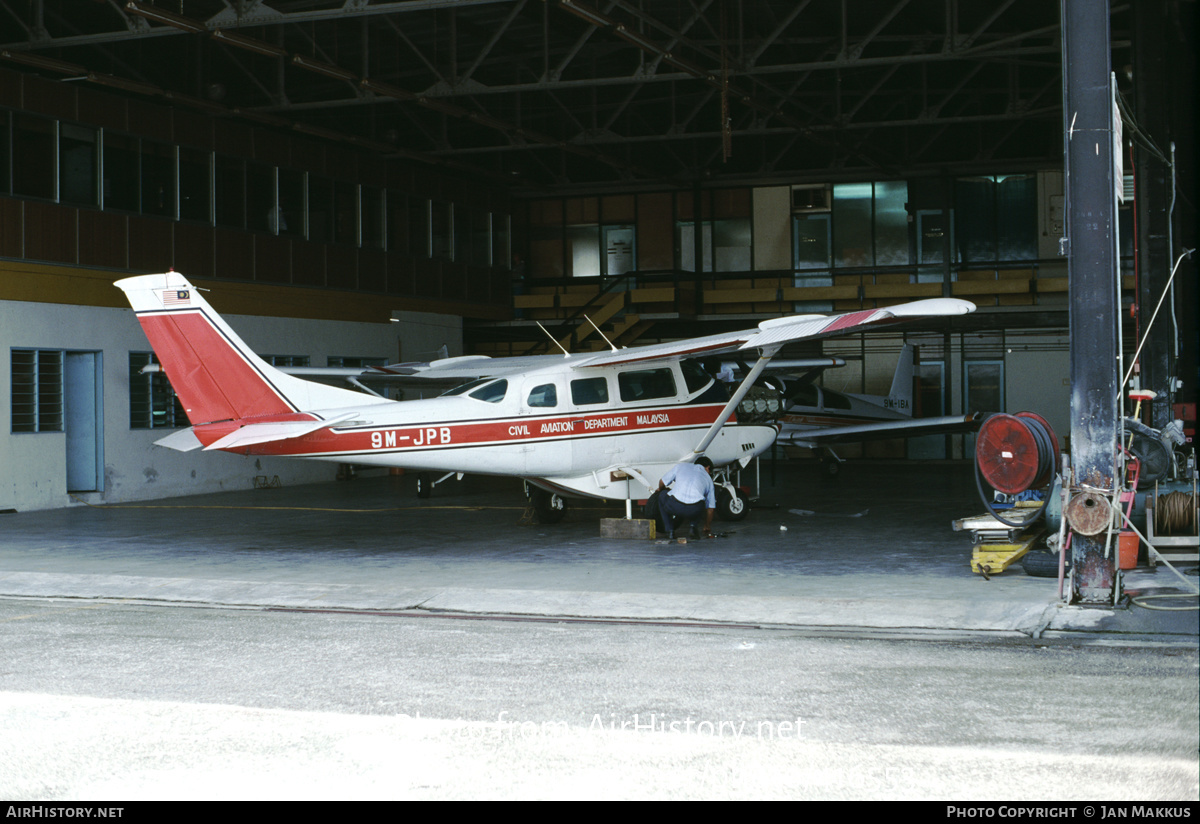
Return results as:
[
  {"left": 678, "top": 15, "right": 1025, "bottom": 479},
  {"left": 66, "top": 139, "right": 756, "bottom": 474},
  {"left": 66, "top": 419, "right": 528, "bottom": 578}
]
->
[
  {"left": 135, "top": 310, "right": 294, "bottom": 423},
  {"left": 227, "top": 404, "right": 733, "bottom": 458}
]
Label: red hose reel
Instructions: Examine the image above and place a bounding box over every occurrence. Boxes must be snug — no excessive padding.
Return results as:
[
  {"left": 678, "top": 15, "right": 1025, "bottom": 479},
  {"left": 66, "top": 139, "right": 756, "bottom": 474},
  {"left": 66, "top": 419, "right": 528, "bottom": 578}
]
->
[{"left": 974, "top": 412, "right": 1061, "bottom": 495}]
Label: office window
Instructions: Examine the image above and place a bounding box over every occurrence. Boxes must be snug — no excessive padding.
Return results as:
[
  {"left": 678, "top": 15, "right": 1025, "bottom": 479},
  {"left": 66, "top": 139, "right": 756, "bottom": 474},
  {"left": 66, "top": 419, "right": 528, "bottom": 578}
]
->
[
  {"left": 0, "top": 111, "right": 9, "bottom": 194},
  {"left": 129, "top": 353, "right": 185, "bottom": 429},
  {"left": 277, "top": 168, "right": 305, "bottom": 237},
  {"left": 457, "top": 207, "right": 490, "bottom": 266},
  {"left": 874, "top": 181, "right": 909, "bottom": 266},
  {"left": 246, "top": 161, "right": 275, "bottom": 234},
  {"left": 794, "top": 214, "right": 831, "bottom": 270},
  {"left": 59, "top": 123, "right": 99, "bottom": 207},
  {"left": 215, "top": 155, "right": 246, "bottom": 229},
  {"left": 453, "top": 203, "right": 471, "bottom": 263},
  {"left": 676, "top": 221, "right": 712, "bottom": 272},
  {"left": 711, "top": 219, "right": 749, "bottom": 271},
  {"left": 178, "top": 147, "right": 211, "bottom": 223},
  {"left": 264, "top": 355, "right": 311, "bottom": 367},
  {"left": 11, "top": 349, "right": 63, "bottom": 433},
  {"left": 333, "top": 180, "right": 358, "bottom": 245},
  {"left": 386, "top": 190, "right": 409, "bottom": 253},
  {"left": 362, "top": 185, "right": 384, "bottom": 249},
  {"left": 492, "top": 213, "right": 510, "bottom": 269},
  {"left": 832, "top": 183, "right": 873, "bottom": 268},
  {"left": 141, "top": 140, "right": 176, "bottom": 218},
  {"left": 306, "top": 175, "right": 332, "bottom": 243},
  {"left": 566, "top": 225, "right": 600, "bottom": 277},
  {"left": 12, "top": 114, "right": 55, "bottom": 200},
  {"left": 407, "top": 196, "right": 429, "bottom": 257},
  {"left": 431, "top": 200, "right": 452, "bottom": 260},
  {"left": 956, "top": 175, "right": 1037, "bottom": 262},
  {"left": 829, "top": 181, "right": 913, "bottom": 268},
  {"left": 103, "top": 132, "right": 140, "bottom": 212},
  {"left": 680, "top": 218, "right": 751, "bottom": 272},
  {"left": 996, "top": 175, "right": 1037, "bottom": 260}
]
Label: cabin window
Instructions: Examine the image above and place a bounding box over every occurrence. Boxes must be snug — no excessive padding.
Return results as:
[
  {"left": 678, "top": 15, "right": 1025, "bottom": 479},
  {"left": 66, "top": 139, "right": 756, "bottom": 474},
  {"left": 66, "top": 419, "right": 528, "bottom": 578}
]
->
[
  {"left": 527, "top": 383, "right": 558, "bottom": 408},
  {"left": 618, "top": 368, "right": 676, "bottom": 402},
  {"left": 570, "top": 377, "right": 609, "bottom": 406},
  {"left": 468, "top": 379, "right": 508, "bottom": 403},
  {"left": 788, "top": 384, "right": 818, "bottom": 408},
  {"left": 824, "top": 390, "right": 852, "bottom": 410}
]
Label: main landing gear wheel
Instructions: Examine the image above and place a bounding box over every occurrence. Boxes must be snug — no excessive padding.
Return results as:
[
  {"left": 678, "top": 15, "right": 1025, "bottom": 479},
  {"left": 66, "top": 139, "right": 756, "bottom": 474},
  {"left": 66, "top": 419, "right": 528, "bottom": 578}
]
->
[
  {"left": 821, "top": 458, "right": 841, "bottom": 478},
  {"left": 415, "top": 473, "right": 432, "bottom": 499},
  {"left": 716, "top": 486, "right": 748, "bottom": 521},
  {"left": 531, "top": 488, "right": 568, "bottom": 524}
]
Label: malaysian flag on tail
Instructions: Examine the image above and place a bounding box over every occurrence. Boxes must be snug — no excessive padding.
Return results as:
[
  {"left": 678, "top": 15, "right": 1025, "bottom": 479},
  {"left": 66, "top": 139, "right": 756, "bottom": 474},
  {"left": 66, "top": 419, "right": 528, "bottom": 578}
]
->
[{"left": 161, "top": 289, "right": 191, "bottom": 306}]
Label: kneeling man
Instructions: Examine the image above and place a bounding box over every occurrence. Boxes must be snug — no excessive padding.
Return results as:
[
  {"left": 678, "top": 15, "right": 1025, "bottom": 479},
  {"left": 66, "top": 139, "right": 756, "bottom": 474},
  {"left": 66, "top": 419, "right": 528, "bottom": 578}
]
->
[{"left": 657, "top": 456, "right": 716, "bottom": 540}]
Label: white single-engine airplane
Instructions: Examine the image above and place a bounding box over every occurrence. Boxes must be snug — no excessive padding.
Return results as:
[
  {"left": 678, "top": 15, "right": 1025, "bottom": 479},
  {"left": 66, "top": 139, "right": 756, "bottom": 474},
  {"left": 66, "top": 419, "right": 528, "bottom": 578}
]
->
[{"left": 115, "top": 272, "right": 973, "bottom": 522}]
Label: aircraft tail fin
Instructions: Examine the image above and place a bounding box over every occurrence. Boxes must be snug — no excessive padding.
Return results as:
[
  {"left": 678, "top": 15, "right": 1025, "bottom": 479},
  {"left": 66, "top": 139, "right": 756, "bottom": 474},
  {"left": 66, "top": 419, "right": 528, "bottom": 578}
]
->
[
  {"left": 115, "top": 272, "right": 376, "bottom": 425},
  {"left": 885, "top": 344, "right": 916, "bottom": 417}
]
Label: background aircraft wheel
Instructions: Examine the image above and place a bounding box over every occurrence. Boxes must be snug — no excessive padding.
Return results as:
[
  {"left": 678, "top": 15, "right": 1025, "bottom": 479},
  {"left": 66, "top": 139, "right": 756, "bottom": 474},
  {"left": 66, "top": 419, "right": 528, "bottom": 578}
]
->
[
  {"left": 822, "top": 459, "right": 841, "bottom": 478},
  {"left": 531, "top": 489, "right": 568, "bottom": 524},
  {"left": 415, "top": 473, "right": 432, "bottom": 499},
  {"left": 716, "top": 486, "right": 748, "bottom": 521}
]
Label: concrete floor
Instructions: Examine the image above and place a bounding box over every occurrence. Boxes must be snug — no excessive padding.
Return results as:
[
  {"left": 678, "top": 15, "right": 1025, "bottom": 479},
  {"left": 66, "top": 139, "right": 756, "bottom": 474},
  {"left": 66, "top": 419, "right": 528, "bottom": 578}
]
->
[{"left": 1, "top": 461, "right": 1196, "bottom": 640}]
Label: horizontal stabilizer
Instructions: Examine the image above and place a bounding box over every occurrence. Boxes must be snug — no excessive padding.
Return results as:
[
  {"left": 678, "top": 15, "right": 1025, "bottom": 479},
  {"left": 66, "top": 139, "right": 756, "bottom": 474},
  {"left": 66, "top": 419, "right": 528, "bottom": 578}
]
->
[
  {"left": 204, "top": 412, "right": 360, "bottom": 451},
  {"left": 154, "top": 427, "right": 204, "bottom": 452}
]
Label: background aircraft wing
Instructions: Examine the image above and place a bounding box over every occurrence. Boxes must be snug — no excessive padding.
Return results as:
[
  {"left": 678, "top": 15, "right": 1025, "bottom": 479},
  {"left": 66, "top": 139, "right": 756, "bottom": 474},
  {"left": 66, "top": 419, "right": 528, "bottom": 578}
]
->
[{"left": 779, "top": 412, "right": 985, "bottom": 446}]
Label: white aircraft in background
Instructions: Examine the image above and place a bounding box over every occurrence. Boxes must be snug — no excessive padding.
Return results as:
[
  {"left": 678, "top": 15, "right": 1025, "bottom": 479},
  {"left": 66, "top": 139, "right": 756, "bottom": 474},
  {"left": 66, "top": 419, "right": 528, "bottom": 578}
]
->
[
  {"left": 766, "top": 344, "right": 984, "bottom": 476},
  {"left": 117, "top": 272, "right": 974, "bottom": 523}
]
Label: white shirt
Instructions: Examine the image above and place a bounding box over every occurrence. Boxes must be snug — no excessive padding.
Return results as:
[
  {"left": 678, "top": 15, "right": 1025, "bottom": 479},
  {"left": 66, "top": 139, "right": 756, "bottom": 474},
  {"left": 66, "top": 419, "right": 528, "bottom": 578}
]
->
[{"left": 661, "top": 463, "right": 716, "bottom": 508}]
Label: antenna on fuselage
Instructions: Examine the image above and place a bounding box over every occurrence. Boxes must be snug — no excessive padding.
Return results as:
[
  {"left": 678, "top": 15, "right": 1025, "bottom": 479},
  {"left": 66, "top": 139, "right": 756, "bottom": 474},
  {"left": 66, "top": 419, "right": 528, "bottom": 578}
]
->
[
  {"left": 584, "top": 315, "right": 618, "bottom": 352},
  {"left": 536, "top": 321, "right": 572, "bottom": 357}
]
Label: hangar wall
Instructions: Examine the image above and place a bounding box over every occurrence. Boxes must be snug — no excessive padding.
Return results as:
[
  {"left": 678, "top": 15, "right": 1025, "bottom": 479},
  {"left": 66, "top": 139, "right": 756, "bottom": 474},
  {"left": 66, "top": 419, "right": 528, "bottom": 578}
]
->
[{"left": 1, "top": 297, "right": 461, "bottom": 512}]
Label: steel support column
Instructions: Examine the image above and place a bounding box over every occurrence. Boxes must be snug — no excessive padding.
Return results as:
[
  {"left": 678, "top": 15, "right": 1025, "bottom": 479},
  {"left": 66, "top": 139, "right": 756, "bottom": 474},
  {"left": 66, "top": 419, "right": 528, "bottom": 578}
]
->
[{"left": 1061, "top": 0, "right": 1120, "bottom": 605}]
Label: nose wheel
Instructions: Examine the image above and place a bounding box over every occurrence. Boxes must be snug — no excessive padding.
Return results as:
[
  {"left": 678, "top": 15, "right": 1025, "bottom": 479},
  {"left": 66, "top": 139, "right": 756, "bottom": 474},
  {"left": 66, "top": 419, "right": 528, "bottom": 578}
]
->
[{"left": 716, "top": 483, "right": 749, "bottom": 521}]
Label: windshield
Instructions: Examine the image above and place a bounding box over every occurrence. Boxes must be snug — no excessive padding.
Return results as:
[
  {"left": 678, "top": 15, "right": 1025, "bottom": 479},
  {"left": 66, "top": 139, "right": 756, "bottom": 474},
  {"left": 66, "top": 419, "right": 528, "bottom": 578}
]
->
[
  {"left": 468, "top": 379, "right": 508, "bottom": 403},
  {"left": 441, "top": 378, "right": 492, "bottom": 397},
  {"left": 681, "top": 360, "right": 712, "bottom": 393}
]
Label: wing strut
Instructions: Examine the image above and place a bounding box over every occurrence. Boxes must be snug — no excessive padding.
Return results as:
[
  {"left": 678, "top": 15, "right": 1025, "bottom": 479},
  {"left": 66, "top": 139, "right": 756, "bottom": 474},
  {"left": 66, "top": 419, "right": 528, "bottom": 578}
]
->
[{"left": 689, "top": 347, "right": 779, "bottom": 459}]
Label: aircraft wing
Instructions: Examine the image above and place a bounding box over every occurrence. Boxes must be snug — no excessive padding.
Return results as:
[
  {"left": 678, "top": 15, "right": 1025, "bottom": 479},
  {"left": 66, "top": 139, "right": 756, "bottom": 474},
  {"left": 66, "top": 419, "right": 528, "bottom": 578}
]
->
[
  {"left": 571, "top": 299, "right": 973, "bottom": 368},
  {"left": 779, "top": 412, "right": 985, "bottom": 447},
  {"left": 393, "top": 299, "right": 973, "bottom": 380}
]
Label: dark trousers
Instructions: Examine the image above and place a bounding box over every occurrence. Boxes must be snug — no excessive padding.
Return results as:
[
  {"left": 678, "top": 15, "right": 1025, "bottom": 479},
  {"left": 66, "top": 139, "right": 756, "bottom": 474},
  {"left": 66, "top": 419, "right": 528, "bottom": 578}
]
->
[{"left": 659, "top": 493, "right": 705, "bottom": 537}]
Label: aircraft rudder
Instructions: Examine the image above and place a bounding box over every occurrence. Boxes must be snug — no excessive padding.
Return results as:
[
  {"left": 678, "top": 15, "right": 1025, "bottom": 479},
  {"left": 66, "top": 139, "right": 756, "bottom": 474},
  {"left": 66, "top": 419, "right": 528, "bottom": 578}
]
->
[
  {"left": 116, "top": 272, "right": 298, "bottom": 422},
  {"left": 885, "top": 343, "right": 916, "bottom": 416}
]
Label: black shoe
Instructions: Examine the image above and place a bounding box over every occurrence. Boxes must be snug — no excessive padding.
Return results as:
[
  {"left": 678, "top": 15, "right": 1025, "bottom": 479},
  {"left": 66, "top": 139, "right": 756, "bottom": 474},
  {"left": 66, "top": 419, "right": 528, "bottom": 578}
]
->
[{"left": 689, "top": 527, "right": 702, "bottom": 539}]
